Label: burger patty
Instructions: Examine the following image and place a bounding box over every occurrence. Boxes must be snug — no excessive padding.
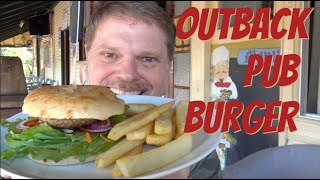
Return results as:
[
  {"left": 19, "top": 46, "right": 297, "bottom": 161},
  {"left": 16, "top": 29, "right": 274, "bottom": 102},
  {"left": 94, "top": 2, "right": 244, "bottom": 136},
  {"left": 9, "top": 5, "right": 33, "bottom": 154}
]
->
[{"left": 40, "top": 118, "right": 97, "bottom": 128}]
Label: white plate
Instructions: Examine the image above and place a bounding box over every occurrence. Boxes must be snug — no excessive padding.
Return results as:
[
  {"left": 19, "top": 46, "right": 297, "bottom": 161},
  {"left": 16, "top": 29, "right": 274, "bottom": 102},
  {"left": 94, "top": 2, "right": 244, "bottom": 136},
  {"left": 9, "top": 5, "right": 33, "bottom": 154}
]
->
[{"left": 1, "top": 95, "right": 222, "bottom": 179}]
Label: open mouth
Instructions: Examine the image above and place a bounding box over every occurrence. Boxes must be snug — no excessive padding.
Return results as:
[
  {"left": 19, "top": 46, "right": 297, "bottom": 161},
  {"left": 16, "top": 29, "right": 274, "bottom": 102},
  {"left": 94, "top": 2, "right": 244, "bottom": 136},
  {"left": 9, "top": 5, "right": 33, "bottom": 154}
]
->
[{"left": 109, "top": 88, "right": 143, "bottom": 95}]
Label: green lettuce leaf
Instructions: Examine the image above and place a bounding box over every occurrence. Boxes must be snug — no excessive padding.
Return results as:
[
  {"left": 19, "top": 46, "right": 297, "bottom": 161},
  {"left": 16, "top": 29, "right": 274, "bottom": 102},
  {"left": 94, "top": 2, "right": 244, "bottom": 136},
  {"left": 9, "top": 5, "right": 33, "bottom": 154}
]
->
[
  {"left": 109, "top": 104, "right": 129, "bottom": 124},
  {"left": 1, "top": 118, "right": 23, "bottom": 134},
  {"left": 1, "top": 119, "right": 120, "bottom": 162},
  {"left": 109, "top": 114, "right": 127, "bottom": 124},
  {"left": 1, "top": 118, "right": 11, "bottom": 126}
]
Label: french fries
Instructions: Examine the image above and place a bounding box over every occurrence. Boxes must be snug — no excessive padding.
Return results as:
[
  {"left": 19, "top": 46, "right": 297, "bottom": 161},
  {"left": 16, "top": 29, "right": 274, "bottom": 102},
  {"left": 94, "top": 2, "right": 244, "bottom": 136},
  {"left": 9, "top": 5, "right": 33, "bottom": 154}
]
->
[
  {"left": 147, "top": 113, "right": 176, "bottom": 146},
  {"left": 125, "top": 103, "right": 156, "bottom": 116},
  {"left": 124, "top": 144, "right": 144, "bottom": 156},
  {"left": 95, "top": 138, "right": 144, "bottom": 168},
  {"left": 111, "top": 145, "right": 144, "bottom": 177},
  {"left": 154, "top": 110, "right": 174, "bottom": 135},
  {"left": 146, "top": 130, "right": 175, "bottom": 146},
  {"left": 156, "top": 100, "right": 175, "bottom": 114},
  {"left": 146, "top": 134, "right": 172, "bottom": 146},
  {"left": 95, "top": 99, "right": 195, "bottom": 178},
  {"left": 116, "top": 134, "right": 194, "bottom": 178},
  {"left": 108, "top": 109, "right": 160, "bottom": 141},
  {"left": 175, "top": 101, "right": 189, "bottom": 137},
  {"left": 111, "top": 162, "right": 123, "bottom": 178},
  {"left": 126, "top": 122, "right": 154, "bottom": 141},
  {"left": 108, "top": 100, "right": 175, "bottom": 141}
]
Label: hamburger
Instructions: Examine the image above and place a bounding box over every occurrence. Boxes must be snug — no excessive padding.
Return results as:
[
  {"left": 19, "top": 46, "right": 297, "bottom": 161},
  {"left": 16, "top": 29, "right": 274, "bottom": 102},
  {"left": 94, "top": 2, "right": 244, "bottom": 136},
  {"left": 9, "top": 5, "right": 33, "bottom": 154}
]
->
[{"left": 1, "top": 85, "right": 127, "bottom": 165}]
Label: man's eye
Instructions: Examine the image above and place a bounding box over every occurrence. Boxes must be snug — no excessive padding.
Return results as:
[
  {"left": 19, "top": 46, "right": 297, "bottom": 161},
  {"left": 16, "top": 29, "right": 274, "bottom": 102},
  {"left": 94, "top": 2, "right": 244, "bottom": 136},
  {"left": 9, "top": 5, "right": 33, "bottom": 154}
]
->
[
  {"left": 142, "top": 57, "right": 156, "bottom": 63},
  {"left": 103, "top": 53, "right": 117, "bottom": 58}
]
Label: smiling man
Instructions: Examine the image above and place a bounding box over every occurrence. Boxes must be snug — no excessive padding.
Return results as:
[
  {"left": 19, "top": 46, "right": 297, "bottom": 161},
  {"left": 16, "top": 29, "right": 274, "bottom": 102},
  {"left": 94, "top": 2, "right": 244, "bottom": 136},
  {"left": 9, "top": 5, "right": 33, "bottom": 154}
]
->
[{"left": 83, "top": 1, "right": 174, "bottom": 96}]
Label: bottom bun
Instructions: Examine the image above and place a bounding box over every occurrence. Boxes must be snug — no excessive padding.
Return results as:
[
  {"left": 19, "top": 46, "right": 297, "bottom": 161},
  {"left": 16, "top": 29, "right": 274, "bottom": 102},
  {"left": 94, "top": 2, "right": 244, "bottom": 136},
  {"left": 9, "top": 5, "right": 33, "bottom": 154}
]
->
[{"left": 27, "top": 154, "right": 96, "bottom": 166}]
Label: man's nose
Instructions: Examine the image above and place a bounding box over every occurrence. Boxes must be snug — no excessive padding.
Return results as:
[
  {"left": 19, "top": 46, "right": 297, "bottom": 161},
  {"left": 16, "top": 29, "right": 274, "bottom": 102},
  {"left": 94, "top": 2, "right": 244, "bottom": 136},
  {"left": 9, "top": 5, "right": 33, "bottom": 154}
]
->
[{"left": 116, "top": 59, "right": 140, "bottom": 81}]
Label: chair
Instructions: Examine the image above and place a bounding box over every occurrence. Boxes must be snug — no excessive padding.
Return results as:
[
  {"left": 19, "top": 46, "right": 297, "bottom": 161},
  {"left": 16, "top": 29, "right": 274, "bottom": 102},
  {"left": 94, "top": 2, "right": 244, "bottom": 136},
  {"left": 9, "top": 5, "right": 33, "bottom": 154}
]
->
[
  {"left": 222, "top": 144, "right": 320, "bottom": 179},
  {"left": 0, "top": 56, "right": 28, "bottom": 119}
]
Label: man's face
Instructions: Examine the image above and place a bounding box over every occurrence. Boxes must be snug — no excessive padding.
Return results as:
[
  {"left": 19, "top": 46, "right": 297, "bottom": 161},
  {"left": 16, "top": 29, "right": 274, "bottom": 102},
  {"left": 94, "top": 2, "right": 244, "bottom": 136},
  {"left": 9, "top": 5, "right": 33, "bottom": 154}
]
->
[
  {"left": 214, "top": 61, "right": 229, "bottom": 81},
  {"left": 86, "top": 16, "right": 171, "bottom": 96}
]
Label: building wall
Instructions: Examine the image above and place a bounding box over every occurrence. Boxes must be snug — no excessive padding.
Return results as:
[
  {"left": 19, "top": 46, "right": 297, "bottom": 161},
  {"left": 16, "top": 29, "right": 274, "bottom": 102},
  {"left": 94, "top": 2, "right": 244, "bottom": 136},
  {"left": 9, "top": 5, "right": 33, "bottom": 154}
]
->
[
  {"left": 51, "top": 1, "right": 71, "bottom": 85},
  {"left": 30, "top": 1, "right": 71, "bottom": 85},
  {"left": 51, "top": 1, "right": 86, "bottom": 86},
  {"left": 174, "top": 53, "right": 190, "bottom": 101},
  {"left": 174, "top": 1, "right": 191, "bottom": 102}
]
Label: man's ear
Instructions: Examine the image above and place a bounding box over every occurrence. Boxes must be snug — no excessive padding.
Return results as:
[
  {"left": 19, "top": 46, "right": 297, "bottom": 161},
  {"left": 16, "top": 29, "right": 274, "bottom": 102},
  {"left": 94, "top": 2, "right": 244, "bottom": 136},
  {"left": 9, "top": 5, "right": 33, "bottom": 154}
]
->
[
  {"left": 84, "top": 44, "right": 88, "bottom": 59},
  {"left": 79, "top": 62, "right": 88, "bottom": 85}
]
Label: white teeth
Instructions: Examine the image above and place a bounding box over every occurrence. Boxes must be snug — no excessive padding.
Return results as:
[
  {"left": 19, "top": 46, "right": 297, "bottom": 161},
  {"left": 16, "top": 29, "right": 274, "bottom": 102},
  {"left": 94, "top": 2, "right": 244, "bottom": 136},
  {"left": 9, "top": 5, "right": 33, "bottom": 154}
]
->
[{"left": 110, "top": 88, "right": 141, "bottom": 95}]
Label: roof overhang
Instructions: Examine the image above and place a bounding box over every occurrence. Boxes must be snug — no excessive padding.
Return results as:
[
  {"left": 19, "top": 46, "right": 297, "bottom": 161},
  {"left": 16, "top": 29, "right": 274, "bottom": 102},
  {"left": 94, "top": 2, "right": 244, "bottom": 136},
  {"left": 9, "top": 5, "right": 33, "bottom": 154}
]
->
[{"left": 0, "top": 1, "right": 58, "bottom": 42}]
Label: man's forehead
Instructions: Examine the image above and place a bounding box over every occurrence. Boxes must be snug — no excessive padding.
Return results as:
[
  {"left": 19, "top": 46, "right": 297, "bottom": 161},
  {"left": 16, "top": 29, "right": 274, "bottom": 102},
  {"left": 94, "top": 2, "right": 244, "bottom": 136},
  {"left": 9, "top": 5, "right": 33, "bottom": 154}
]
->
[
  {"left": 95, "top": 15, "right": 165, "bottom": 40},
  {"left": 93, "top": 17, "right": 165, "bottom": 45},
  {"left": 100, "top": 14, "right": 154, "bottom": 28}
]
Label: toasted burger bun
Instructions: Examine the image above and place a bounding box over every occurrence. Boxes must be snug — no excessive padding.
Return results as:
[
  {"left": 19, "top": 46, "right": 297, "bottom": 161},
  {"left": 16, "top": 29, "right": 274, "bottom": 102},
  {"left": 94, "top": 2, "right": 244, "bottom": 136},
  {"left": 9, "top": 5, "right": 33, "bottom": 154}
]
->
[
  {"left": 22, "top": 85, "right": 125, "bottom": 120},
  {"left": 27, "top": 154, "right": 96, "bottom": 166}
]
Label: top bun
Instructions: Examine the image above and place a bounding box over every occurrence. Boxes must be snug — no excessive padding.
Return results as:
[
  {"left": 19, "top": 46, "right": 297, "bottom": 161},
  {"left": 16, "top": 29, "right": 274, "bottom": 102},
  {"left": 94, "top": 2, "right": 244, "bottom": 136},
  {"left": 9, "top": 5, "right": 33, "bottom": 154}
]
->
[{"left": 22, "top": 85, "right": 125, "bottom": 120}]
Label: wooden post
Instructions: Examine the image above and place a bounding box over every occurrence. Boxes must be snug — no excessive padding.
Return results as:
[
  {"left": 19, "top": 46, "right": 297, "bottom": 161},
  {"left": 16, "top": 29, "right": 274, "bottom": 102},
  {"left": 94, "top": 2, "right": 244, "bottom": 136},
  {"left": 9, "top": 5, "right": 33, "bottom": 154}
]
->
[
  {"left": 36, "top": 37, "right": 41, "bottom": 77},
  {"left": 190, "top": 1, "right": 212, "bottom": 102}
]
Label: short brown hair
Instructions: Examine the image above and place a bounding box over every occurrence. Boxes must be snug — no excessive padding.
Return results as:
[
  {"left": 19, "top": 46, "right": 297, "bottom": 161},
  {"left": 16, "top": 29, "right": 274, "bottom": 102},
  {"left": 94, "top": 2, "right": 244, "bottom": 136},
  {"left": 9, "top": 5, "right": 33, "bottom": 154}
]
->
[{"left": 85, "top": 1, "right": 176, "bottom": 60}]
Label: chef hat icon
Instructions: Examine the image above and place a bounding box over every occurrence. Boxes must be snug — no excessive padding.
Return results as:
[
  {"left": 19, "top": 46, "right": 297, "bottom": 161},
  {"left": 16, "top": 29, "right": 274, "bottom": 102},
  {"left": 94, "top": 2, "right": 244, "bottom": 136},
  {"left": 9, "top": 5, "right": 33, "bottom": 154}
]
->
[{"left": 211, "top": 46, "right": 229, "bottom": 66}]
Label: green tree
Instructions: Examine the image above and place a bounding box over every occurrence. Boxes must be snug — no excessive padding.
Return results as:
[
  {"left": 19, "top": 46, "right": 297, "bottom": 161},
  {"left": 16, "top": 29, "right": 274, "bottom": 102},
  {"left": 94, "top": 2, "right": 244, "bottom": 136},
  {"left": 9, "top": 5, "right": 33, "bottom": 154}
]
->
[{"left": 1, "top": 47, "right": 33, "bottom": 76}]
